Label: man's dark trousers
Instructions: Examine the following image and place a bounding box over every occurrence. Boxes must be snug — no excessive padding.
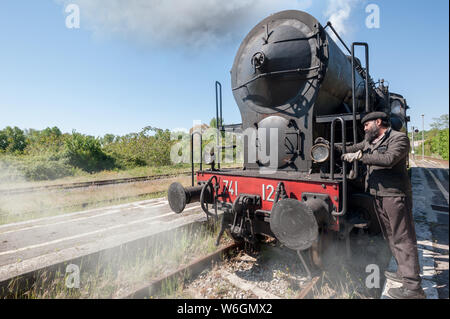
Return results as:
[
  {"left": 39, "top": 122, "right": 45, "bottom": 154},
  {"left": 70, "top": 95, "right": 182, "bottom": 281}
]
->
[{"left": 374, "top": 195, "right": 422, "bottom": 290}]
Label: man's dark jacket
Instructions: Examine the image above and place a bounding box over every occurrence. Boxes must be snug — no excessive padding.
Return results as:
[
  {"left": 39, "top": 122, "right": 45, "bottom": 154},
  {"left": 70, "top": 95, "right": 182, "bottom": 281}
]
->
[{"left": 345, "top": 128, "right": 412, "bottom": 198}]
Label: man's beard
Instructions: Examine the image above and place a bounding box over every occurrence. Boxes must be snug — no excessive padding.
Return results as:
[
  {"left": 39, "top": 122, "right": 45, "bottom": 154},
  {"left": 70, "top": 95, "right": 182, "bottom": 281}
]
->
[{"left": 365, "top": 125, "right": 379, "bottom": 143}]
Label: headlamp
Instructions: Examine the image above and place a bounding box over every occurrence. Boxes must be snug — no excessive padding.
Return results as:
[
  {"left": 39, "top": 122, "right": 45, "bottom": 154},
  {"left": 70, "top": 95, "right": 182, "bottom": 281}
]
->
[{"left": 310, "top": 143, "right": 330, "bottom": 163}]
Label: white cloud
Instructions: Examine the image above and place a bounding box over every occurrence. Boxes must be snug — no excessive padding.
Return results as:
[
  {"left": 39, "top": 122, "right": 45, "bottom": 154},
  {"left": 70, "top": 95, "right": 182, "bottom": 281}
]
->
[{"left": 56, "top": 0, "right": 313, "bottom": 49}]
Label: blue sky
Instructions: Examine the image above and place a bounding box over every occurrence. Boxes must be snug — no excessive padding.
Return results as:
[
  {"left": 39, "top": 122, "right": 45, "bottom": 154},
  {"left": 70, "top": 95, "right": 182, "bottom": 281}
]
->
[{"left": 0, "top": 0, "right": 448, "bottom": 136}]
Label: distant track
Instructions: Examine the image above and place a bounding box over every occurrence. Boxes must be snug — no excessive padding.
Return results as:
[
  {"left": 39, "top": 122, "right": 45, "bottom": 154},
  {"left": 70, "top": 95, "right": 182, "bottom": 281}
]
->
[
  {"left": 0, "top": 172, "right": 191, "bottom": 196},
  {"left": 0, "top": 167, "right": 242, "bottom": 196}
]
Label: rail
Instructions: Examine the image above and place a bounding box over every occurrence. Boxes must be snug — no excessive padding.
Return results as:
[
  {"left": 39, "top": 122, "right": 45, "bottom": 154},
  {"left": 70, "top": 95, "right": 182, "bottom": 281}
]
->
[{"left": 0, "top": 173, "right": 193, "bottom": 196}]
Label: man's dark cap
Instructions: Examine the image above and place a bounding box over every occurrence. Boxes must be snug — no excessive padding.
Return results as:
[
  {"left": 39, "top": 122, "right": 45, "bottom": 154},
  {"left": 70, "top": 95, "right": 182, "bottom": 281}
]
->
[{"left": 361, "top": 112, "right": 389, "bottom": 124}]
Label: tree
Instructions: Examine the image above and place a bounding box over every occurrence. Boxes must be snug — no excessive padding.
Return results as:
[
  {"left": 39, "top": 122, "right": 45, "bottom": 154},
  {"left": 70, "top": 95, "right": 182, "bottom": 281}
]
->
[
  {"left": 24, "top": 126, "right": 64, "bottom": 154},
  {"left": 64, "top": 131, "right": 115, "bottom": 172},
  {"left": 0, "top": 126, "right": 27, "bottom": 153},
  {"left": 209, "top": 117, "right": 224, "bottom": 129},
  {"left": 430, "top": 114, "right": 449, "bottom": 130},
  {"left": 102, "top": 134, "right": 116, "bottom": 145},
  {"left": 418, "top": 114, "right": 450, "bottom": 160}
]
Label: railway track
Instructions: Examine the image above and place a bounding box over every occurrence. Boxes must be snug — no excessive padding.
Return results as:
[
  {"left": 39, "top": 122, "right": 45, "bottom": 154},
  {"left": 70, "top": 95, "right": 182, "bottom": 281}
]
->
[
  {"left": 0, "top": 167, "right": 243, "bottom": 196},
  {"left": 0, "top": 172, "right": 192, "bottom": 196},
  {"left": 118, "top": 241, "right": 322, "bottom": 300},
  {"left": 119, "top": 228, "right": 391, "bottom": 300}
]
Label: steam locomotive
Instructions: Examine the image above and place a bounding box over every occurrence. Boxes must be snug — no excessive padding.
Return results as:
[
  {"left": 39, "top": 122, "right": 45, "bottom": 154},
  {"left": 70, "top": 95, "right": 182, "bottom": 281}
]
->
[{"left": 168, "top": 10, "right": 409, "bottom": 267}]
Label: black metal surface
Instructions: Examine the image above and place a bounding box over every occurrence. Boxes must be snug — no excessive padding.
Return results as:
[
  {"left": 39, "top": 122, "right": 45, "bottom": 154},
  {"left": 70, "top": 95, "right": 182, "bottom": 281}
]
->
[
  {"left": 168, "top": 183, "right": 203, "bottom": 214},
  {"left": 230, "top": 10, "right": 367, "bottom": 172},
  {"left": 431, "top": 205, "right": 449, "bottom": 213},
  {"left": 301, "top": 192, "right": 332, "bottom": 225},
  {"left": 324, "top": 22, "right": 351, "bottom": 54},
  {"left": 270, "top": 198, "right": 319, "bottom": 250}
]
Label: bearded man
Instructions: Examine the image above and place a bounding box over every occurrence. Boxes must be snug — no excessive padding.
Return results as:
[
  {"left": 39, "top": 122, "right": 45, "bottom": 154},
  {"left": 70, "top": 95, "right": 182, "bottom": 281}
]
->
[{"left": 340, "top": 111, "right": 425, "bottom": 299}]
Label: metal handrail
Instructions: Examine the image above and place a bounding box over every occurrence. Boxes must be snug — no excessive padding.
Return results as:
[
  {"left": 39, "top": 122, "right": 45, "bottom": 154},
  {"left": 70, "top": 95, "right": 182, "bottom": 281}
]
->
[
  {"left": 350, "top": 42, "right": 370, "bottom": 180},
  {"left": 190, "top": 131, "right": 203, "bottom": 186},
  {"left": 330, "top": 117, "right": 347, "bottom": 217},
  {"left": 325, "top": 22, "right": 351, "bottom": 55},
  {"left": 215, "top": 81, "right": 222, "bottom": 169}
]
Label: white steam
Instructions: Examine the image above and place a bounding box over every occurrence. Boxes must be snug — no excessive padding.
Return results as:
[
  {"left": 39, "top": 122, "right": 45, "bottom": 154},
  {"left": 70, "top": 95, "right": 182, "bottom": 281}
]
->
[
  {"left": 56, "top": 0, "right": 312, "bottom": 48},
  {"left": 324, "top": 0, "right": 361, "bottom": 40}
]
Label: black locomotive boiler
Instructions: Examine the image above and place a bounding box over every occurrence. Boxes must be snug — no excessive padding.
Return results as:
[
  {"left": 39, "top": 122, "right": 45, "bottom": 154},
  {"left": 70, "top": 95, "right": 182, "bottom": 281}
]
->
[{"left": 168, "top": 10, "right": 409, "bottom": 267}]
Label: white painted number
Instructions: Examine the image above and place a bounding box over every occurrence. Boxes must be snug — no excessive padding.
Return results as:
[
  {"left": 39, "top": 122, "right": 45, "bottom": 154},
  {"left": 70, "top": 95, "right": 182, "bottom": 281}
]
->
[
  {"left": 223, "top": 180, "right": 238, "bottom": 196},
  {"left": 262, "top": 184, "right": 275, "bottom": 202}
]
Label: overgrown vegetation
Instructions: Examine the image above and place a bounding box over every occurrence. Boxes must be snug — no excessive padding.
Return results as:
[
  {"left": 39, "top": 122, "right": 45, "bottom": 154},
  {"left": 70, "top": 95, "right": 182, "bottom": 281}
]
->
[
  {"left": 0, "top": 125, "right": 176, "bottom": 181},
  {"left": 0, "top": 119, "right": 239, "bottom": 182}
]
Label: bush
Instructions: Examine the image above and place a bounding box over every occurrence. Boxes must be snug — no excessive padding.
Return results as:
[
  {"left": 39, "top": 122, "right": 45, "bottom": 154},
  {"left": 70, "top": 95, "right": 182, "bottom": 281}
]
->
[
  {"left": 0, "top": 126, "right": 27, "bottom": 153},
  {"left": 103, "top": 127, "right": 173, "bottom": 168},
  {"left": 0, "top": 154, "right": 75, "bottom": 182},
  {"left": 0, "top": 125, "right": 178, "bottom": 180},
  {"left": 416, "top": 129, "right": 449, "bottom": 160},
  {"left": 24, "top": 127, "right": 65, "bottom": 155},
  {"left": 64, "top": 132, "right": 115, "bottom": 172},
  {"left": 22, "top": 159, "right": 75, "bottom": 181},
  {"left": 431, "top": 129, "right": 449, "bottom": 160}
]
